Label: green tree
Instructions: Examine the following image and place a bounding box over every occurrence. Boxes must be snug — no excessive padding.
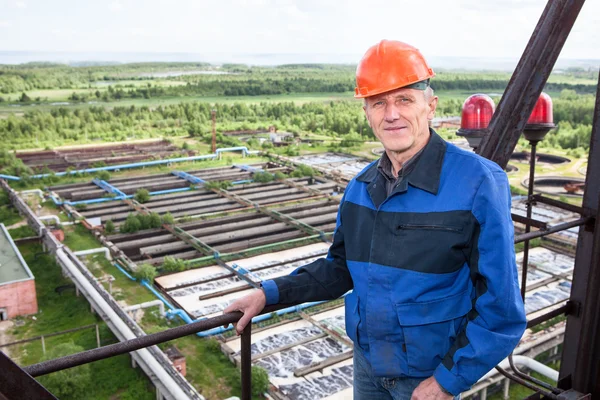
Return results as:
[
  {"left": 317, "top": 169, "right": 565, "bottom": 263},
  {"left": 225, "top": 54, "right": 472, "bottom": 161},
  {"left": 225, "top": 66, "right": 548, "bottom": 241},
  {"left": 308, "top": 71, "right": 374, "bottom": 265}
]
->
[
  {"left": 38, "top": 342, "right": 91, "bottom": 399},
  {"left": 19, "top": 92, "right": 31, "bottom": 102},
  {"left": 121, "top": 213, "right": 141, "bottom": 233}
]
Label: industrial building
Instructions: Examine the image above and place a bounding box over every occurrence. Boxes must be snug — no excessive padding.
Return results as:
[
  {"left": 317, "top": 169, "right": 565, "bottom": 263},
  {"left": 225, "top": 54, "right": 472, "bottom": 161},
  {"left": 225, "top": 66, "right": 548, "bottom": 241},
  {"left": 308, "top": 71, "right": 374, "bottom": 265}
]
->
[{"left": 0, "top": 223, "right": 38, "bottom": 320}]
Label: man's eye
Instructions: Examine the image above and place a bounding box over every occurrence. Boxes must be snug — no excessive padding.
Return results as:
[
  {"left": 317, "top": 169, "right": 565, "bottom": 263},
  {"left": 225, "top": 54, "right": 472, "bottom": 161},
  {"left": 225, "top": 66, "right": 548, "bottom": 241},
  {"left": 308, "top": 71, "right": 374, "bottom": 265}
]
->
[{"left": 373, "top": 101, "right": 384, "bottom": 107}]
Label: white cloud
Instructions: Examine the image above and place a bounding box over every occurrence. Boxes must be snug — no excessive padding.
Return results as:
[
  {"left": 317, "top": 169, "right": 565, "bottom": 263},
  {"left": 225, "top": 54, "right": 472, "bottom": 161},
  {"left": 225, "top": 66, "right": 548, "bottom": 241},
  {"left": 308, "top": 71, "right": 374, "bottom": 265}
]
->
[
  {"left": 108, "top": 1, "right": 123, "bottom": 12},
  {"left": 0, "top": 20, "right": 12, "bottom": 28}
]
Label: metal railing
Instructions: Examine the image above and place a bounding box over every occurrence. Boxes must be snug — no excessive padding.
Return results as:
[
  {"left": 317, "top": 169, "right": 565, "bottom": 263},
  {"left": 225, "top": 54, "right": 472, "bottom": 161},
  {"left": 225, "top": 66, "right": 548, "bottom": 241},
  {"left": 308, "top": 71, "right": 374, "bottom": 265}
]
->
[{"left": 21, "top": 305, "right": 290, "bottom": 400}]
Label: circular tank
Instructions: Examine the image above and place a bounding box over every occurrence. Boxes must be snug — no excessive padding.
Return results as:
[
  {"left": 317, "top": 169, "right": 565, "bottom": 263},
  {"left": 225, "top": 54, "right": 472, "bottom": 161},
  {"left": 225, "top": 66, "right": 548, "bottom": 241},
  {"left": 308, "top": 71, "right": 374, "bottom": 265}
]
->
[{"left": 523, "top": 176, "right": 585, "bottom": 197}]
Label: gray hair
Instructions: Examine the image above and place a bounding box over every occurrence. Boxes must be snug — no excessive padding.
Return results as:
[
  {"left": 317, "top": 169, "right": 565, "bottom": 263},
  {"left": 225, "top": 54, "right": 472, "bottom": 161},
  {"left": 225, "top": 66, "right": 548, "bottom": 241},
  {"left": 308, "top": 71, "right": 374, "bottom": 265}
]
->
[{"left": 363, "top": 86, "right": 436, "bottom": 107}]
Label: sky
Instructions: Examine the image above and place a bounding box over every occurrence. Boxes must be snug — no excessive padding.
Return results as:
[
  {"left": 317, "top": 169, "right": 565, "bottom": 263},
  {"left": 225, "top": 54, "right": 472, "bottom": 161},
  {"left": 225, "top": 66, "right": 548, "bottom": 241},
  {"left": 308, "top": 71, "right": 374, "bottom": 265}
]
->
[{"left": 0, "top": 0, "right": 598, "bottom": 65}]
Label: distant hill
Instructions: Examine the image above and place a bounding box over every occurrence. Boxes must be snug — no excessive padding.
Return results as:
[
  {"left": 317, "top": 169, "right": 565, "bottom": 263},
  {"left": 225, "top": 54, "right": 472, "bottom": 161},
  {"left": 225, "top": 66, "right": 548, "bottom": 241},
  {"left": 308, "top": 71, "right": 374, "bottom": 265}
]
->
[{"left": 1, "top": 51, "right": 598, "bottom": 72}]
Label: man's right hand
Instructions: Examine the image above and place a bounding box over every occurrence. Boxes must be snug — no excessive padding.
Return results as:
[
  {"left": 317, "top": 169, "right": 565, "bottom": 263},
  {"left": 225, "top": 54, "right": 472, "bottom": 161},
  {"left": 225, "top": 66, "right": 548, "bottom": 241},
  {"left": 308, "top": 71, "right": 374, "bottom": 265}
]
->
[{"left": 223, "top": 288, "right": 266, "bottom": 335}]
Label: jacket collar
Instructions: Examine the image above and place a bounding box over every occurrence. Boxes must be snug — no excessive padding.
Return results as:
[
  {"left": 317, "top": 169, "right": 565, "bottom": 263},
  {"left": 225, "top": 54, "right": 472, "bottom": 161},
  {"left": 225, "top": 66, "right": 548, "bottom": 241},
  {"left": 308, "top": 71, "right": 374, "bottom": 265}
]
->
[{"left": 356, "top": 128, "right": 446, "bottom": 195}]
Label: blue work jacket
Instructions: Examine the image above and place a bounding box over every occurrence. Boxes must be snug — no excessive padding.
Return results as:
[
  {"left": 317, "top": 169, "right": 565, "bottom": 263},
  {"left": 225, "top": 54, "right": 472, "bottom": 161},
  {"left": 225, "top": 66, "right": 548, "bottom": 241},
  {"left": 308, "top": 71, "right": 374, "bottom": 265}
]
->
[{"left": 262, "top": 130, "right": 527, "bottom": 395}]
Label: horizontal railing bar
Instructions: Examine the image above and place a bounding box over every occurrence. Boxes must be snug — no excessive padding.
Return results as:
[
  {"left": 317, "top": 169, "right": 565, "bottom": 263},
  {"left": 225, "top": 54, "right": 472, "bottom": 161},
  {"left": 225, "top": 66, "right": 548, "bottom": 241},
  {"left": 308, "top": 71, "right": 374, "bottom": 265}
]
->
[
  {"left": 512, "top": 213, "right": 548, "bottom": 230},
  {"left": 24, "top": 303, "right": 289, "bottom": 377},
  {"left": 526, "top": 303, "right": 571, "bottom": 329},
  {"left": 532, "top": 194, "right": 585, "bottom": 215},
  {"left": 514, "top": 218, "right": 589, "bottom": 243}
]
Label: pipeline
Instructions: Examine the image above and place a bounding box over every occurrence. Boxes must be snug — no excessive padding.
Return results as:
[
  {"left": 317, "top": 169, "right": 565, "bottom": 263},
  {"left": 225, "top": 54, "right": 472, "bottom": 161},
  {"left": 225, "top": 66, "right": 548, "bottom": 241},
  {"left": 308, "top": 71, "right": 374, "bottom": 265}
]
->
[
  {"left": 113, "top": 262, "right": 137, "bottom": 281},
  {"left": 123, "top": 300, "right": 165, "bottom": 317},
  {"left": 20, "top": 189, "right": 44, "bottom": 199},
  {"left": 141, "top": 280, "right": 176, "bottom": 310},
  {"left": 479, "top": 355, "right": 559, "bottom": 382},
  {"left": 0, "top": 174, "right": 20, "bottom": 181},
  {"left": 52, "top": 179, "right": 250, "bottom": 207},
  {"left": 216, "top": 147, "right": 250, "bottom": 159},
  {"left": 31, "top": 154, "right": 219, "bottom": 179},
  {"left": 38, "top": 215, "right": 61, "bottom": 225},
  {"left": 54, "top": 247, "right": 193, "bottom": 399},
  {"left": 74, "top": 247, "right": 112, "bottom": 261}
]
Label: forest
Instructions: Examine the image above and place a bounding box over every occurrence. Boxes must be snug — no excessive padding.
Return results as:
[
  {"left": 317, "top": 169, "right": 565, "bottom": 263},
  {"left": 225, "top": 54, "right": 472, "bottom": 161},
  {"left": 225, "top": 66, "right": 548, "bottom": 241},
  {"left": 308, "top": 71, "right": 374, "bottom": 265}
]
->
[{"left": 0, "top": 62, "right": 596, "bottom": 175}]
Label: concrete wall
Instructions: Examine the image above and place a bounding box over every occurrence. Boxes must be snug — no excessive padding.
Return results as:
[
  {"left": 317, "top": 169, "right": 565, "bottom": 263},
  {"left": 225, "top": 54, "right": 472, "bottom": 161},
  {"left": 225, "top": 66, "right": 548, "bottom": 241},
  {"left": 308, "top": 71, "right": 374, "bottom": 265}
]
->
[{"left": 0, "top": 279, "right": 38, "bottom": 319}]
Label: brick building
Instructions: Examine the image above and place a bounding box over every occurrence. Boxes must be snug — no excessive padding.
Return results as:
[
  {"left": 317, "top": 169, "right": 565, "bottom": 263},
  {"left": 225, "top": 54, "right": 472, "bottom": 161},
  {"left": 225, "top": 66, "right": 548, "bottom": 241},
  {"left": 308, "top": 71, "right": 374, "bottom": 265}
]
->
[{"left": 0, "top": 224, "right": 38, "bottom": 320}]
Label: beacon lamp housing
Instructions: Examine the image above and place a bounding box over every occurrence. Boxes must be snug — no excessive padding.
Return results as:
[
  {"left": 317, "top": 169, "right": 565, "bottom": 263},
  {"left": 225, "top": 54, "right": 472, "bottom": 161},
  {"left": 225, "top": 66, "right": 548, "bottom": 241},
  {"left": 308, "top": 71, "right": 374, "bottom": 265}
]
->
[
  {"left": 523, "top": 92, "right": 555, "bottom": 142},
  {"left": 456, "top": 94, "right": 495, "bottom": 150}
]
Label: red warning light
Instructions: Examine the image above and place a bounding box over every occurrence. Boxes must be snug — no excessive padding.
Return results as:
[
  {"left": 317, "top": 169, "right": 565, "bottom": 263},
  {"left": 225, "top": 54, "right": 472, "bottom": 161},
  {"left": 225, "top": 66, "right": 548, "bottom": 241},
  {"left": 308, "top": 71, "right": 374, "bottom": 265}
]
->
[
  {"left": 460, "top": 94, "right": 495, "bottom": 130},
  {"left": 527, "top": 92, "right": 553, "bottom": 125}
]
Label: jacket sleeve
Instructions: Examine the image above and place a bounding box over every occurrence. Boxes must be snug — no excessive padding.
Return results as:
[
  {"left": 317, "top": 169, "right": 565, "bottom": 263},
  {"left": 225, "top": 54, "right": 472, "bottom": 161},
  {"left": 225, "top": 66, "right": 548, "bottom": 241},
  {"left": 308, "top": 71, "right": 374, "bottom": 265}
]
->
[
  {"left": 433, "top": 170, "right": 527, "bottom": 395},
  {"left": 261, "top": 195, "right": 354, "bottom": 306}
]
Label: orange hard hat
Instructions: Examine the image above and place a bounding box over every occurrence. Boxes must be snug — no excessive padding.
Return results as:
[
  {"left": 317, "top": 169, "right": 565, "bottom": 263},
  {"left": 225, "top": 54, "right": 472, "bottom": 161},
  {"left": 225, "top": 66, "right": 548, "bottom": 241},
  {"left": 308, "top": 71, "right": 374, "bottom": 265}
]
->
[{"left": 354, "top": 40, "right": 435, "bottom": 98}]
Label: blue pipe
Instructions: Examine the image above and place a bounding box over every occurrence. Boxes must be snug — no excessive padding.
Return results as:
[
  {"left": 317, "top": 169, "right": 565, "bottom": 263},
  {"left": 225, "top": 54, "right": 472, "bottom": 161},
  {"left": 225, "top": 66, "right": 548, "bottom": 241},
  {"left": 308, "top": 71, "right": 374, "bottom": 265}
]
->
[
  {"left": 141, "top": 279, "right": 176, "bottom": 310},
  {"left": 235, "top": 165, "right": 262, "bottom": 173},
  {"left": 113, "top": 262, "right": 137, "bottom": 281},
  {"left": 0, "top": 174, "right": 20, "bottom": 181},
  {"left": 58, "top": 179, "right": 253, "bottom": 207},
  {"left": 231, "top": 179, "right": 253, "bottom": 185},
  {"left": 31, "top": 154, "right": 219, "bottom": 179},
  {"left": 149, "top": 187, "right": 192, "bottom": 196}
]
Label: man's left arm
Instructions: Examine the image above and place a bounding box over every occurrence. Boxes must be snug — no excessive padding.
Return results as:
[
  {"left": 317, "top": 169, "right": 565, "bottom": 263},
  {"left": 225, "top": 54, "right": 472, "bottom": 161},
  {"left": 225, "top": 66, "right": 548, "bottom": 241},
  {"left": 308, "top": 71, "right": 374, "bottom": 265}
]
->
[{"left": 432, "top": 170, "right": 527, "bottom": 395}]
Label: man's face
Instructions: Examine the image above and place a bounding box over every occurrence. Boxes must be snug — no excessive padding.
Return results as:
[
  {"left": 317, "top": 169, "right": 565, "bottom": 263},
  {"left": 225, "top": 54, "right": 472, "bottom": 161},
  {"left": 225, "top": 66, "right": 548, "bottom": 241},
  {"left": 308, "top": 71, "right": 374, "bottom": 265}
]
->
[{"left": 363, "top": 87, "right": 438, "bottom": 155}]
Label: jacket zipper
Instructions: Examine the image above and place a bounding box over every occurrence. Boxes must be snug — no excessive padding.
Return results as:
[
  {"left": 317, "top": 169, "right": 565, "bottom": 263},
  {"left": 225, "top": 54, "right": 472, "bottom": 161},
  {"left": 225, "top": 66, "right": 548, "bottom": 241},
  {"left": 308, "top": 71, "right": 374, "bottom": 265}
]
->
[{"left": 397, "top": 224, "right": 462, "bottom": 233}]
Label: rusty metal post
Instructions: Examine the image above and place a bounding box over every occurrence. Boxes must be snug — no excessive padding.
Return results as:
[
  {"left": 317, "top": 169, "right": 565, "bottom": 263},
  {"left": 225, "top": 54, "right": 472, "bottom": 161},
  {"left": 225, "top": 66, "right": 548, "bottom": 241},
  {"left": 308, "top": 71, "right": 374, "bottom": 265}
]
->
[
  {"left": 241, "top": 324, "right": 252, "bottom": 400},
  {"left": 477, "top": 0, "right": 585, "bottom": 167},
  {"left": 559, "top": 71, "right": 600, "bottom": 396},
  {"left": 211, "top": 110, "right": 217, "bottom": 154},
  {"left": 521, "top": 142, "right": 538, "bottom": 299}
]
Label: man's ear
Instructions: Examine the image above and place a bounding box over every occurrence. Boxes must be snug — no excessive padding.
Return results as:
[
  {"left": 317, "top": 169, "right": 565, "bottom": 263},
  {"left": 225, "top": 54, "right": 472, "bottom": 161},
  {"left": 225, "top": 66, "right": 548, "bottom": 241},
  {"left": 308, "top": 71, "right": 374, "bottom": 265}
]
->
[
  {"left": 427, "top": 96, "right": 439, "bottom": 120},
  {"left": 363, "top": 104, "right": 372, "bottom": 128}
]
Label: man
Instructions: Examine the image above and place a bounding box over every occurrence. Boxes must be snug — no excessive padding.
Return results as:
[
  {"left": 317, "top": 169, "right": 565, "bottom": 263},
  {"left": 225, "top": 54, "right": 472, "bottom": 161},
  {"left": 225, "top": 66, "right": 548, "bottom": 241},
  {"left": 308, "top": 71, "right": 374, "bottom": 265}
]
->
[{"left": 224, "top": 40, "right": 527, "bottom": 399}]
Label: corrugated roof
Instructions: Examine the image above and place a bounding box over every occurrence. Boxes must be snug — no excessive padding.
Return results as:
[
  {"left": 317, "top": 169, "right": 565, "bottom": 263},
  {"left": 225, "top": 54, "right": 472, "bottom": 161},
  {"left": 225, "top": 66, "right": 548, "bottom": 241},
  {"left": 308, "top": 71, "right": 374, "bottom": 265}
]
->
[{"left": 0, "top": 224, "right": 34, "bottom": 285}]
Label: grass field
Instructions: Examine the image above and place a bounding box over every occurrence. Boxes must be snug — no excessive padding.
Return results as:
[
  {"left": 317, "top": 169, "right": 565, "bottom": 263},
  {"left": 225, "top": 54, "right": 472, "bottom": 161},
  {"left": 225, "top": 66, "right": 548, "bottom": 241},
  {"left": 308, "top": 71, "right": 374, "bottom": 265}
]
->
[
  {"left": 0, "top": 80, "right": 188, "bottom": 102},
  {"left": 9, "top": 242, "right": 155, "bottom": 400}
]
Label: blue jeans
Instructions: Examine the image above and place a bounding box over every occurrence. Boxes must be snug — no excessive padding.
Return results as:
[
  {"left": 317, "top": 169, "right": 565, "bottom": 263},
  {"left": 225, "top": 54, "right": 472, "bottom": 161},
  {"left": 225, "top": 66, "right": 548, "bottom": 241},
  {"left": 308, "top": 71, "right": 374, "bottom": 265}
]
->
[{"left": 353, "top": 347, "right": 460, "bottom": 400}]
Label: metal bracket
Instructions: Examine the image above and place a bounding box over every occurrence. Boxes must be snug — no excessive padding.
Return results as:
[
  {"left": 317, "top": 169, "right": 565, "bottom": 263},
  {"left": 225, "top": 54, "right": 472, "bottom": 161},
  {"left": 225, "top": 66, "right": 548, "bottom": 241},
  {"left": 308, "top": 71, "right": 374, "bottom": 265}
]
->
[{"left": 566, "top": 300, "right": 581, "bottom": 318}]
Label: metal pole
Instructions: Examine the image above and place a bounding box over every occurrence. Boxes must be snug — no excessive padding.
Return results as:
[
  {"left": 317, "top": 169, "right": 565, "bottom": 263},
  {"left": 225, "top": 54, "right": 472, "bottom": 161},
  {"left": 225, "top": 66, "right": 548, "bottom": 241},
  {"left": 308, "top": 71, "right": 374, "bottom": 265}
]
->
[
  {"left": 521, "top": 142, "right": 537, "bottom": 299},
  {"left": 41, "top": 336, "right": 46, "bottom": 355},
  {"left": 477, "top": 0, "right": 585, "bottom": 168},
  {"left": 211, "top": 110, "right": 217, "bottom": 154},
  {"left": 241, "top": 324, "right": 252, "bottom": 400},
  {"left": 560, "top": 71, "right": 600, "bottom": 396},
  {"left": 95, "top": 324, "right": 100, "bottom": 348}
]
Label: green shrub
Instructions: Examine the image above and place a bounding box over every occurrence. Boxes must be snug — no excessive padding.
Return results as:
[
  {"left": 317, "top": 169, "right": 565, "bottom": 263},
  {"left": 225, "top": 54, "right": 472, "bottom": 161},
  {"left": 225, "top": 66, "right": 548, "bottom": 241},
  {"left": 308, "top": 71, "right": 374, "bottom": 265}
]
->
[
  {"left": 274, "top": 171, "right": 287, "bottom": 180},
  {"left": 162, "top": 256, "right": 187, "bottom": 272},
  {"left": 162, "top": 212, "right": 174, "bottom": 225},
  {"left": 38, "top": 342, "right": 91, "bottom": 399},
  {"left": 253, "top": 171, "right": 274, "bottom": 183},
  {"left": 95, "top": 170, "right": 111, "bottom": 181},
  {"left": 135, "top": 263, "right": 157, "bottom": 282},
  {"left": 121, "top": 213, "right": 141, "bottom": 233},
  {"left": 148, "top": 212, "right": 162, "bottom": 228},
  {"left": 134, "top": 188, "right": 151, "bottom": 203},
  {"left": 104, "top": 219, "right": 115, "bottom": 234},
  {"left": 251, "top": 366, "right": 269, "bottom": 396}
]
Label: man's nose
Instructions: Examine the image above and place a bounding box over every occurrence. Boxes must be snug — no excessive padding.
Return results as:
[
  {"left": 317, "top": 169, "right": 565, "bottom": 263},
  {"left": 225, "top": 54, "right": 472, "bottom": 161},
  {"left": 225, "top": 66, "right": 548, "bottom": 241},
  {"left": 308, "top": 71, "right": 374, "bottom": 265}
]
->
[{"left": 384, "top": 104, "right": 400, "bottom": 122}]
